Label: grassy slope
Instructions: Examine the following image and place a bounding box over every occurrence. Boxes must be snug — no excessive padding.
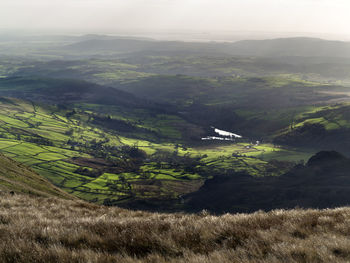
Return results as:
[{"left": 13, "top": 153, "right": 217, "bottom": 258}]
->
[
  {"left": 273, "top": 103, "right": 350, "bottom": 154},
  {"left": 0, "top": 153, "right": 72, "bottom": 199},
  {"left": 0, "top": 193, "right": 350, "bottom": 262}
]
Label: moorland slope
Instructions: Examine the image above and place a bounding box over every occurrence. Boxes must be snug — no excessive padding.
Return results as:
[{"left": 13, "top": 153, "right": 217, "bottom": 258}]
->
[{"left": 0, "top": 192, "right": 350, "bottom": 262}]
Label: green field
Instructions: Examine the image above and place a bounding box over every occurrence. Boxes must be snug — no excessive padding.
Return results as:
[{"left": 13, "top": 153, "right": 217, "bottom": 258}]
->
[{"left": 0, "top": 97, "right": 315, "bottom": 205}]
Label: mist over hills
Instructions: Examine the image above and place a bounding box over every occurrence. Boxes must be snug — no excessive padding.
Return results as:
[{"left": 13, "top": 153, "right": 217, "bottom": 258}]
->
[
  {"left": 0, "top": 33, "right": 152, "bottom": 43},
  {"left": 226, "top": 37, "right": 350, "bottom": 57},
  {"left": 64, "top": 36, "right": 350, "bottom": 58}
]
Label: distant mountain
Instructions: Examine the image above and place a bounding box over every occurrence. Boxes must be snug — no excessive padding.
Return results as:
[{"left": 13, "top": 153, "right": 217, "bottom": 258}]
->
[
  {"left": 0, "top": 153, "right": 72, "bottom": 198},
  {"left": 76, "top": 34, "right": 154, "bottom": 42},
  {"left": 2, "top": 34, "right": 350, "bottom": 59},
  {"left": 185, "top": 151, "right": 350, "bottom": 214},
  {"left": 0, "top": 33, "right": 153, "bottom": 42},
  {"left": 64, "top": 37, "right": 350, "bottom": 58},
  {"left": 226, "top": 37, "right": 350, "bottom": 57},
  {"left": 64, "top": 38, "right": 220, "bottom": 56}
]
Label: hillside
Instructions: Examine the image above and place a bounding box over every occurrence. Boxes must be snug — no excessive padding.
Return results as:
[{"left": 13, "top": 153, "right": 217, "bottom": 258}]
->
[
  {"left": 274, "top": 103, "right": 350, "bottom": 153},
  {"left": 0, "top": 193, "right": 350, "bottom": 262},
  {"left": 0, "top": 77, "right": 157, "bottom": 109},
  {"left": 185, "top": 151, "right": 350, "bottom": 213},
  {"left": 0, "top": 153, "right": 72, "bottom": 198}
]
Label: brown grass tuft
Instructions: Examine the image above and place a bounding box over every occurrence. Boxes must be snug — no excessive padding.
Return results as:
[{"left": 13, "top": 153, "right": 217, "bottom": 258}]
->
[{"left": 1, "top": 193, "right": 350, "bottom": 262}]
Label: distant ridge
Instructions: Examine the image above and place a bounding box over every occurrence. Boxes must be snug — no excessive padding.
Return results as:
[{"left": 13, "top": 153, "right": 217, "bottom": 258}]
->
[
  {"left": 227, "top": 37, "right": 350, "bottom": 57},
  {"left": 64, "top": 37, "right": 350, "bottom": 58}
]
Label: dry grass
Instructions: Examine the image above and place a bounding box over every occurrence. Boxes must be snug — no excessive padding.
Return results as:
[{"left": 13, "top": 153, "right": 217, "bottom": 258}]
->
[{"left": 1, "top": 192, "right": 350, "bottom": 262}]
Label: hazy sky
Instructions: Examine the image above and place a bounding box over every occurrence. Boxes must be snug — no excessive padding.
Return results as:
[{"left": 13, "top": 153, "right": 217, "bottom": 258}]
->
[{"left": 1, "top": 0, "right": 349, "bottom": 39}]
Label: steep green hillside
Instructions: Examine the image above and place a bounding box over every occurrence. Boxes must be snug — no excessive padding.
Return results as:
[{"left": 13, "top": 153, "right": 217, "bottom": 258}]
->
[{"left": 0, "top": 153, "right": 72, "bottom": 198}]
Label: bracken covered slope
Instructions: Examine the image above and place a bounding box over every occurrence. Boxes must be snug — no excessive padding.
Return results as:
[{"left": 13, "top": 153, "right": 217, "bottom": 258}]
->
[
  {"left": 0, "top": 153, "right": 72, "bottom": 199},
  {"left": 1, "top": 193, "right": 350, "bottom": 262}
]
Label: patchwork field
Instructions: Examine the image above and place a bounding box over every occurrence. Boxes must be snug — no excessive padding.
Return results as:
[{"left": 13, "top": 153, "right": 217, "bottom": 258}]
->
[{"left": 0, "top": 97, "right": 314, "bottom": 207}]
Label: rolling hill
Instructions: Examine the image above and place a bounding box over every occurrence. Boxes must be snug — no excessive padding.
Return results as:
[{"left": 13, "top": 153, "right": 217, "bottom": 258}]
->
[{"left": 0, "top": 77, "right": 159, "bottom": 109}]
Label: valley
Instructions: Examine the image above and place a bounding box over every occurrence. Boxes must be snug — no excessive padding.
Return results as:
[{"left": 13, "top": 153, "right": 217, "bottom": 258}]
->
[
  {"left": 0, "top": 97, "right": 310, "bottom": 210},
  {"left": 3, "top": 1, "right": 350, "bottom": 262},
  {"left": 0, "top": 35, "right": 350, "bottom": 213}
]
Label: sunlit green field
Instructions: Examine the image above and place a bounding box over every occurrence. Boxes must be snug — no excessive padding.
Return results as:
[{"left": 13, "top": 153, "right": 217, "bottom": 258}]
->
[{"left": 0, "top": 97, "right": 315, "bottom": 204}]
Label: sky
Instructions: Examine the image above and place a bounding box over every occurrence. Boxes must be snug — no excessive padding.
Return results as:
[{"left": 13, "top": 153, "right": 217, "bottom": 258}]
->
[{"left": 0, "top": 0, "right": 350, "bottom": 40}]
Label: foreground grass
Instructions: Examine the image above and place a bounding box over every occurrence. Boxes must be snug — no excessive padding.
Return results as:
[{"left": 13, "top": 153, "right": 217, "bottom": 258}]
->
[{"left": 1, "top": 193, "right": 350, "bottom": 262}]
